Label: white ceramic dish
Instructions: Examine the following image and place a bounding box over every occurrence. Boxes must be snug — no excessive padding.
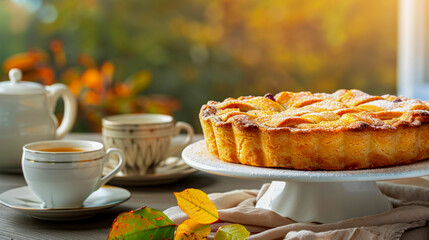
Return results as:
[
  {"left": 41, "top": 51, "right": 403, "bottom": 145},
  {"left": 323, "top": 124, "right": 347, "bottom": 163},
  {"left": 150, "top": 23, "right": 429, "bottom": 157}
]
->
[
  {"left": 0, "top": 69, "right": 77, "bottom": 172},
  {"left": 0, "top": 185, "right": 130, "bottom": 221},
  {"left": 22, "top": 140, "right": 124, "bottom": 209},
  {"left": 106, "top": 157, "right": 197, "bottom": 186},
  {"left": 182, "top": 140, "right": 429, "bottom": 223},
  {"left": 183, "top": 141, "right": 429, "bottom": 182}
]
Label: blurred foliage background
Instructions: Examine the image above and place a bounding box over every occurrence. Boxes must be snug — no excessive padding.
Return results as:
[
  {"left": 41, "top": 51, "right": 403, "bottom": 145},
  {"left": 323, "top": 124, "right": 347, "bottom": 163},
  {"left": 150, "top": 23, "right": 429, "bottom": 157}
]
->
[{"left": 0, "top": 0, "right": 398, "bottom": 132}]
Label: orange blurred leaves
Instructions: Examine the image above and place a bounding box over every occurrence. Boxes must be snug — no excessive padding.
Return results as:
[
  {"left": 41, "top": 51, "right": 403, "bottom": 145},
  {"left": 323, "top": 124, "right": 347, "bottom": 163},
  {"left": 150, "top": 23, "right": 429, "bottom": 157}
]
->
[
  {"left": 2, "top": 39, "right": 181, "bottom": 132},
  {"left": 81, "top": 68, "right": 103, "bottom": 90},
  {"left": 37, "top": 67, "right": 55, "bottom": 85},
  {"left": 78, "top": 53, "right": 97, "bottom": 68},
  {"left": 49, "top": 40, "right": 66, "bottom": 67},
  {"left": 101, "top": 61, "right": 115, "bottom": 80},
  {"left": 113, "top": 83, "right": 131, "bottom": 97},
  {"left": 3, "top": 50, "right": 49, "bottom": 73}
]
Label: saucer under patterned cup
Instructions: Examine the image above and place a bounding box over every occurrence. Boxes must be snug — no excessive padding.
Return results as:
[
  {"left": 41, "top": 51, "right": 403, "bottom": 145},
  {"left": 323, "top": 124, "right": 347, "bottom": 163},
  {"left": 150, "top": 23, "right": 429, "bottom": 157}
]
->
[{"left": 105, "top": 156, "right": 197, "bottom": 186}]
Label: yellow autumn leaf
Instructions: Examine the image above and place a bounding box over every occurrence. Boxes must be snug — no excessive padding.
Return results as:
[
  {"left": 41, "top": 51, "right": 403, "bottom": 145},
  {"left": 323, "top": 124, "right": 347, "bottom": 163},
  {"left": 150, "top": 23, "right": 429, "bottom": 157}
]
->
[
  {"left": 174, "top": 219, "right": 211, "bottom": 240},
  {"left": 214, "top": 224, "right": 250, "bottom": 240},
  {"left": 174, "top": 188, "right": 219, "bottom": 224}
]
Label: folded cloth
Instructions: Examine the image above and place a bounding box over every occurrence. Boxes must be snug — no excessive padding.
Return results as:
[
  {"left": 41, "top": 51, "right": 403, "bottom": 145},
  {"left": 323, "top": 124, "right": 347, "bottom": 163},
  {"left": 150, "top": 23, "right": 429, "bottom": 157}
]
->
[{"left": 164, "top": 179, "right": 429, "bottom": 240}]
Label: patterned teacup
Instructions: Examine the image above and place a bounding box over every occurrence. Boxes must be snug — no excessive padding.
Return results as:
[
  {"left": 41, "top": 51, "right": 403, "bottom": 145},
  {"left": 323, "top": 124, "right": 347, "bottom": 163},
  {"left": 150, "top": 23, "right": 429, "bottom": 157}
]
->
[{"left": 102, "top": 114, "right": 194, "bottom": 175}]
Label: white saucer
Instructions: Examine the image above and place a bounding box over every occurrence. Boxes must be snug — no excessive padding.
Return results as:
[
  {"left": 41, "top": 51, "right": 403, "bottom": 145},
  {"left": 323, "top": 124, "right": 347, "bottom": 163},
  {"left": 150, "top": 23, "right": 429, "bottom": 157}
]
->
[
  {"left": 107, "top": 157, "right": 197, "bottom": 186},
  {"left": 0, "top": 185, "right": 131, "bottom": 221}
]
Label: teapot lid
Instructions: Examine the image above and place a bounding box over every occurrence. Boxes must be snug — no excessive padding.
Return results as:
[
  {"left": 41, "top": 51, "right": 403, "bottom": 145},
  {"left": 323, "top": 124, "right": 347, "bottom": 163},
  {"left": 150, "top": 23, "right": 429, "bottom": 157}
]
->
[{"left": 0, "top": 69, "right": 46, "bottom": 95}]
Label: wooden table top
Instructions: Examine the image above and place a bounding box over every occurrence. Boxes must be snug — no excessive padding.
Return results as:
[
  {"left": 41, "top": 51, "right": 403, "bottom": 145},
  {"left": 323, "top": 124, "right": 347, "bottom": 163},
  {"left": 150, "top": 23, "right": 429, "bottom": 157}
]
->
[
  {"left": 0, "top": 133, "right": 266, "bottom": 239},
  {"left": 0, "top": 133, "right": 427, "bottom": 239}
]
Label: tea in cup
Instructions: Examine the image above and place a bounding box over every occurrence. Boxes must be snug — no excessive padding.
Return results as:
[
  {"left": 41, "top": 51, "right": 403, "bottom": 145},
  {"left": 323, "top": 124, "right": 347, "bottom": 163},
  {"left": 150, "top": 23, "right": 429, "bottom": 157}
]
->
[
  {"left": 22, "top": 140, "right": 124, "bottom": 209},
  {"left": 102, "top": 114, "right": 194, "bottom": 175}
]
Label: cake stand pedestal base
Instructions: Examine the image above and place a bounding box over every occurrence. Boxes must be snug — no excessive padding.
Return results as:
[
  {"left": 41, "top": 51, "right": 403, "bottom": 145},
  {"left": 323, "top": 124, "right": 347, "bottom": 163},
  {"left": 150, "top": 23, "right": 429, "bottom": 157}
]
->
[{"left": 256, "top": 181, "right": 392, "bottom": 223}]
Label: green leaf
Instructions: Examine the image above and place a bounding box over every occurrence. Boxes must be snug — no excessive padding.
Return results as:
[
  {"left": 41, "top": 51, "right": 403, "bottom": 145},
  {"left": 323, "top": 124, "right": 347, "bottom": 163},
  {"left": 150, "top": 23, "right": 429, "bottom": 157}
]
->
[
  {"left": 214, "top": 224, "right": 250, "bottom": 240},
  {"left": 108, "top": 206, "right": 176, "bottom": 240}
]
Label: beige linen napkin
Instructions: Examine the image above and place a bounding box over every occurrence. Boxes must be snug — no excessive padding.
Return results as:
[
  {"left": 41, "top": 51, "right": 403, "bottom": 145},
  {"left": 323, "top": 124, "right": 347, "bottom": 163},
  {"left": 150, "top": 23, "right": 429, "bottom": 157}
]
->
[{"left": 164, "top": 179, "right": 429, "bottom": 240}]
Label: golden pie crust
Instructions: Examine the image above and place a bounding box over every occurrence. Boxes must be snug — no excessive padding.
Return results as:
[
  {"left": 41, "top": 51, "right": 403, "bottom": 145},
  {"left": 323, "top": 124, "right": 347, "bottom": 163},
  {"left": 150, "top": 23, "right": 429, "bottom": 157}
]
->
[{"left": 199, "top": 89, "right": 429, "bottom": 170}]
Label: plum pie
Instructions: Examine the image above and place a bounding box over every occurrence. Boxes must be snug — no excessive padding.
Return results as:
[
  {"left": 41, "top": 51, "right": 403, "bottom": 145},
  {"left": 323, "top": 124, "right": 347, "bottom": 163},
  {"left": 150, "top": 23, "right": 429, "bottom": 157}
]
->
[{"left": 199, "top": 89, "right": 429, "bottom": 170}]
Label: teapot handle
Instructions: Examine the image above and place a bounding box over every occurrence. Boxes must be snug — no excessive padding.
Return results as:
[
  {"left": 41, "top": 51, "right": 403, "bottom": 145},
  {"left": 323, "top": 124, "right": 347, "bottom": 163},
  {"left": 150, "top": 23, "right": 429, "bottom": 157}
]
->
[{"left": 45, "top": 84, "right": 77, "bottom": 139}]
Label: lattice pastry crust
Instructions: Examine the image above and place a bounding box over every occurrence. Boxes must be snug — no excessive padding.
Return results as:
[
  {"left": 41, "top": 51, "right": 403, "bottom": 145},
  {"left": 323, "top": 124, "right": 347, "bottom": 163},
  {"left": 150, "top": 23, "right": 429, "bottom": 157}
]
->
[{"left": 199, "top": 89, "right": 429, "bottom": 170}]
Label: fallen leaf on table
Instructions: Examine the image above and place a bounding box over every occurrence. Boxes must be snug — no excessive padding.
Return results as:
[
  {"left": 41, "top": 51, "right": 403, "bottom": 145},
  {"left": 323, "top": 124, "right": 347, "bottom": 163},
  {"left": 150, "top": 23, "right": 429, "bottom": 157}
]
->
[
  {"left": 214, "top": 224, "right": 250, "bottom": 240},
  {"left": 174, "top": 219, "right": 211, "bottom": 240},
  {"left": 174, "top": 188, "right": 219, "bottom": 224},
  {"left": 107, "top": 206, "right": 176, "bottom": 240}
]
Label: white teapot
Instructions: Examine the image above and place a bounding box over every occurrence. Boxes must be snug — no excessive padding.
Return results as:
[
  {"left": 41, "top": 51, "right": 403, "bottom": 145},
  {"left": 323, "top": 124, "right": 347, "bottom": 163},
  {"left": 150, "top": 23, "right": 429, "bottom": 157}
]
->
[{"left": 0, "top": 69, "right": 77, "bottom": 172}]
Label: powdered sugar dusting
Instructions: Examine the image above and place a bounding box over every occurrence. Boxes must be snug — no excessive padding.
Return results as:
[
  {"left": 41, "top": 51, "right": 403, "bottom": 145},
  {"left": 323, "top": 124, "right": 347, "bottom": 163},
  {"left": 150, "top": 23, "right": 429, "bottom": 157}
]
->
[{"left": 359, "top": 99, "right": 396, "bottom": 110}]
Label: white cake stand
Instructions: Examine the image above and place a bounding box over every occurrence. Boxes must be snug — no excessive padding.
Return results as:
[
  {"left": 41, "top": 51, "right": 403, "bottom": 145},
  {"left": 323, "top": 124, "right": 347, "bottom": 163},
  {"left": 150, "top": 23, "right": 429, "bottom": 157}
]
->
[{"left": 182, "top": 140, "right": 429, "bottom": 223}]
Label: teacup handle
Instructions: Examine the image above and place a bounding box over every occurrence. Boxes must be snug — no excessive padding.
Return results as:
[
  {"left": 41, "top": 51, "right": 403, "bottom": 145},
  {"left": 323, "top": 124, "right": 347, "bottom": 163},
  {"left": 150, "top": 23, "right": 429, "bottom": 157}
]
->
[
  {"left": 46, "top": 83, "right": 77, "bottom": 139},
  {"left": 167, "top": 121, "right": 194, "bottom": 157},
  {"left": 98, "top": 148, "right": 125, "bottom": 188}
]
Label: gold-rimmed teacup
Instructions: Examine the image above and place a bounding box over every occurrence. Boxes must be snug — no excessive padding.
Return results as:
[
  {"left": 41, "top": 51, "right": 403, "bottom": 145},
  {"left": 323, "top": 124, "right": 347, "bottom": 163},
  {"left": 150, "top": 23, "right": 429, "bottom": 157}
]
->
[{"left": 22, "top": 140, "right": 124, "bottom": 209}]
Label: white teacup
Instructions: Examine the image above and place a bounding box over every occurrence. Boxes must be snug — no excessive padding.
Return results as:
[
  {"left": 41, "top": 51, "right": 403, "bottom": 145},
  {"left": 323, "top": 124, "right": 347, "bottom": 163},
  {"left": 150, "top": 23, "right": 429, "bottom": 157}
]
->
[
  {"left": 102, "top": 114, "right": 194, "bottom": 175},
  {"left": 22, "top": 140, "right": 124, "bottom": 209}
]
